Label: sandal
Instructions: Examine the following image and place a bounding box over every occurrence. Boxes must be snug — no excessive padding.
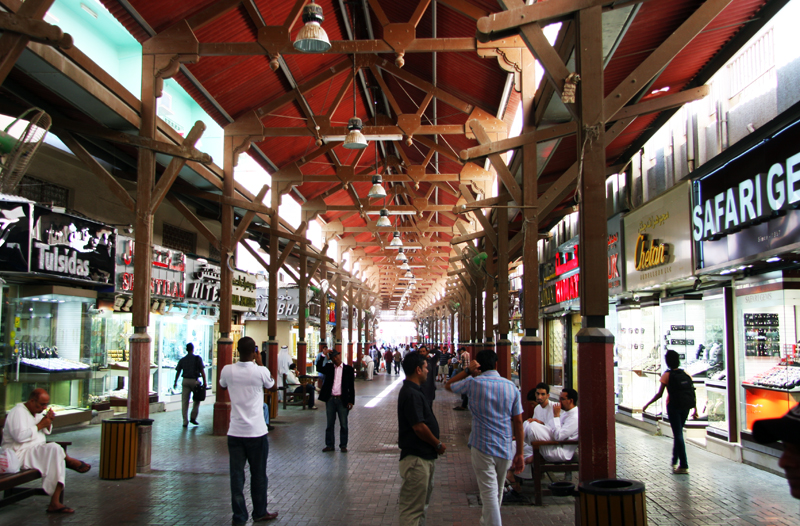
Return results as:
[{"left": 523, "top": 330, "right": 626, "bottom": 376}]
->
[
  {"left": 69, "top": 460, "right": 91, "bottom": 473},
  {"left": 46, "top": 506, "right": 75, "bottom": 514}
]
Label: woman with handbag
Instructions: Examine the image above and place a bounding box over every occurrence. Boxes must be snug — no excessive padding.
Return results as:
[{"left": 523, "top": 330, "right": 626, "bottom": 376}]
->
[{"left": 173, "top": 343, "right": 207, "bottom": 427}]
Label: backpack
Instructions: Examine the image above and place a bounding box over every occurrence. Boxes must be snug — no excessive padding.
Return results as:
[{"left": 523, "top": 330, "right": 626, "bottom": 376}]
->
[
  {"left": 315, "top": 354, "right": 325, "bottom": 373},
  {"left": 668, "top": 368, "right": 696, "bottom": 409}
]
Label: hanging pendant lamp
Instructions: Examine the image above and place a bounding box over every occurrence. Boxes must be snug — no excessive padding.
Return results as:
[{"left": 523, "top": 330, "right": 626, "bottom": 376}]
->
[
  {"left": 343, "top": 54, "right": 367, "bottom": 150},
  {"left": 396, "top": 248, "right": 407, "bottom": 262},
  {"left": 390, "top": 231, "right": 403, "bottom": 247},
  {"left": 369, "top": 175, "right": 387, "bottom": 199},
  {"left": 400, "top": 262, "right": 410, "bottom": 270},
  {"left": 376, "top": 207, "right": 391, "bottom": 226},
  {"left": 293, "top": 1, "right": 331, "bottom": 52}
]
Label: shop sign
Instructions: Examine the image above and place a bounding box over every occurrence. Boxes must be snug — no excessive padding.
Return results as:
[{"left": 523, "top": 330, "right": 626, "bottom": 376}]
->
[
  {"left": 244, "top": 287, "right": 302, "bottom": 321},
  {"left": 27, "top": 206, "right": 115, "bottom": 284},
  {"left": 0, "top": 200, "right": 31, "bottom": 273},
  {"left": 185, "top": 257, "right": 220, "bottom": 303},
  {"left": 607, "top": 214, "right": 625, "bottom": 294},
  {"left": 232, "top": 270, "right": 257, "bottom": 311},
  {"left": 624, "top": 182, "right": 694, "bottom": 290},
  {"left": 115, "top": 235, "right": 185, "bottom": 298},
  {"left": 695, "top": 119, "right": 800, "bottom": 267}
]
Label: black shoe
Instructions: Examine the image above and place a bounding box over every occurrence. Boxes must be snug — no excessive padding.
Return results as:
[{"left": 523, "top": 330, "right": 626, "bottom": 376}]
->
[
  {"left": 190, "top": 420, "right": 199, "bottom": 425},
  {"left": 502, "top": 489, "right": 527, "bottom": 504}
]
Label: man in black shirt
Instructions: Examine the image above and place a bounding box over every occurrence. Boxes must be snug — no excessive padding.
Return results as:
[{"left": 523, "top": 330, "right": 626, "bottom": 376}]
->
[
  {"left": 398, "top": 352, "right": 446, "bottom": 526},
  {"left": 173, "top": 343, "right": 207, "bottom": 427}
]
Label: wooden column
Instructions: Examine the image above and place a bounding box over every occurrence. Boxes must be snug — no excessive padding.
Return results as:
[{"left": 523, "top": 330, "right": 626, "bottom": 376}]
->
[
  {"left": 213, "top": 135, "right": 236, "bottom": 435},
  {"left": 356, "top": 291, "right": 363, "bottom": 368},
  {"left": 485, "top": 230, "right": 496, "bottom": 356},
  {"left": 334, "top": 249, "right": 343, "bottom": 357},
  {"left": 129, "top": 54, "right": 157, "bottom": 468},
  {"left": 497, "top": 173, "right": 511, "bottom": 378},
  {"left": 320, "top": 262, "right": 328, "bottom": 352},
  {"left": 267, "top": 181, "right": 280, "bottom": 404},
  {"left": 347, "top": 283, "right": 354, "bottom": 367},
  {"left": 298, "top": 242, "right": 308, "bottom": 375},
  {"left": 575, "top": 5, "right": 615, "bottom": 482},
  {"left": 520, "top": 48, "right": 542, "bottom": 418}
]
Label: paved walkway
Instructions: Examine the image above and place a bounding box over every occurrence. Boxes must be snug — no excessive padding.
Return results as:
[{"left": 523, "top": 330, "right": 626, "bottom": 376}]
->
[{"left": 1, "top": 372, "right": 797, "bottom": 525}]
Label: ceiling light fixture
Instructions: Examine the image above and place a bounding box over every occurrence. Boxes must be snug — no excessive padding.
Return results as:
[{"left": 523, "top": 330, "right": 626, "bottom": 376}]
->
[
  {"left": 369, "top": 176, "right": 387, "bottom": 199},
  {"left": 390, "top": 231, "right": 403, "bottom": 247},
  {"left": 293, "top": 1, "right": 331, "bottom": 53},
  {"left": 400, "top": 262, "right": 410, "bottom": 270},
  {"left": 396, "top": 248, "right": 407, "bottom": 262},
  {"left": 343, "top": 50, "right": 367, "bottom": 149},
  {"left": 376, "top": 208, "right": 392, "bottom": 226}
]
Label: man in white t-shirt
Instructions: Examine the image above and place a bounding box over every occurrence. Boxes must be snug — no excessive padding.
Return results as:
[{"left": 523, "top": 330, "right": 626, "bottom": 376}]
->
[
  {"left": 219, "top": 337, "right": 278, "bottom": 525},
  {"left": 505, "top": 383, "right": 556, "bottom": 497}
]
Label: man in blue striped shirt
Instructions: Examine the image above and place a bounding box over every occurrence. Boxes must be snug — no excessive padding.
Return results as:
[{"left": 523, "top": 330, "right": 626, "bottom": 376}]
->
[{"left": 446, "top": 349, "right": 524, "bottom": 526}]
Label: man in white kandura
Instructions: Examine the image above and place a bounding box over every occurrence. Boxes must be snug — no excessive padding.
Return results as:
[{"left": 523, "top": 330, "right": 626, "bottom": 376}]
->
[
  {"left": 1, "top": 388, "right": 91, "bottom": 514},
  {"left": 363, "top": 352, "right": 374, "bottom": 380}
]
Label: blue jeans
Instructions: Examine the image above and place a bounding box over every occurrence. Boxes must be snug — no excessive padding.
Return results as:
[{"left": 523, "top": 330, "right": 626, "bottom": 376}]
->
[
  {"left": 325, "top": 396, "right": 349, "bottom": 448},
  {"left": 228, "top": 434, "right": 269, "bottom": 524},
  {"left": 667, "top": 403, "right": 690, "bottom": 468}
]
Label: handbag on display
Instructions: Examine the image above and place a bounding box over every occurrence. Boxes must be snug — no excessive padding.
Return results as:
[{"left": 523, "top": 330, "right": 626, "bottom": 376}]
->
[{"left": 193, "top": 382, "right": 206, "bottom": 402}]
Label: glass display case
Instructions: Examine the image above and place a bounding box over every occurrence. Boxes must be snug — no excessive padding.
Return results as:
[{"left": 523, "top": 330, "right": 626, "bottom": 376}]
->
[
  {"left": 545, "top": 317, "right": 564, "bottom": 387},
  {"left": 156, "top": 315, "right": 213, "bottom": 399},
  {"left": 737, "top": 286, "right": 800, "bottom": 434},
  {"left": 701, "top": 294, "right": 728, "bottom": 437},
  {"left": 616, "top": 302, "right": 660, "bottom": 418},
  {"left": 1, "top": 288, "right": 95, "bottom": 423}
]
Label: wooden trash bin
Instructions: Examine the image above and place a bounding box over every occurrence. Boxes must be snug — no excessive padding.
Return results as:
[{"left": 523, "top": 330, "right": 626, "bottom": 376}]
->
[
  {"left": 99, "top": 418, "right": 139, "bottom": 480},
  {"left": 577, "top": 479, "right": 647, "bottom": 526}
]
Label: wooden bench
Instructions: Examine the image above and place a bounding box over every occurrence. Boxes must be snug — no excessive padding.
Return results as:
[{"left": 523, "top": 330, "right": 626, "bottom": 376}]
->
[
  {"left": 518, "top": 440, "right": 579, "bottom": 506},
  {"left": 0, "top": 428, "right": 71, "bottom": 508},
  {"left": 281, "top": 374, "right": 309, "bottom": 410}
]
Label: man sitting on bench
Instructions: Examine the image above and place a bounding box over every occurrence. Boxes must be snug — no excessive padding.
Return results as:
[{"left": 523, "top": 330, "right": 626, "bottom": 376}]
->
[
  {"left": 526, "top": 388, "right": 579, "bottom": 461},
  {"left": 286, "top": 363, "right": 317, "bottom": 410},
  {"left": 504, "top": 388, "right": 578, "bottom": 502},
  {"left": 1, "top": 388, "right": 91, "bottom": 514}
]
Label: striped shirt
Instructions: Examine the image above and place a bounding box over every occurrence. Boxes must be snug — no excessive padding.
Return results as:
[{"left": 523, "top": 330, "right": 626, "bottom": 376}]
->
[{"left": 450, "top": 370, "right": 522, "bottom": 460}]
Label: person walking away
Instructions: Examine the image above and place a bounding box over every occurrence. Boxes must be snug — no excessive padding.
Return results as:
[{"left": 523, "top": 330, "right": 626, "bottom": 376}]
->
[
  {"left": 415, "top": 345, "right": 441, "bottom": 407},
  {"left": 454, "top": 348, "right": 470, "bottom": 411},
  {"left": 446, "top": 350, "right": 524, "bottom": 526},
  {"left": 363, "top": 352, "right": 374, "bottom": 380},
  {"left": 319, "top": 350, "right": 355, "bottom": 452},
  {"left": 385, "top": 348, "right": 395, "bottom": 375},
  {"left": 173, "top": 343, "right": 207, "bottom": 427},
  {"left": 754, "top": 405, "right": 800, "bottom": 498},
  {"left": 394, "top": 348, "right": 402, "bottom": 374},
  {"left": 1, "top": 388, "right": 92, "bottom": 514},
  {"left": 642, "top": 349, "right": 698, "bottom": 474},
  {"left": 219, "top": 336, "right": 278, "bottom": 524},
  {"left": 398, "top": 353, "right": 446, "bottom": 526}
]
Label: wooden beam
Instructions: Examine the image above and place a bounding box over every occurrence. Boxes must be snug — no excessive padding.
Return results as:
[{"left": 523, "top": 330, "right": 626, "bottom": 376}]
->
[
  {"left": 477, "top": 0, "right": 606, "bottom": 34},
  {"left": 0, "top": 0, "right": 55, "bottom": 85},
  {"left": 58, "top": 131, "right": 136, "bottom": 212},
  {"left": 459, "top": 122, "right": 576, "bottom": 160},
  {"left": 469, "top": 120, "right": 523, "bottom": 204},
  {"left": 604, "top": 0, "right": 733, "bottom": 120},
  {"left": 151, "top": 120, "right": 207, "bottom": 213},
  {"left": 610, "top": 85, "right": 711, "bottom": 122},
  {"left": 186, "top": 0, "right": 241, "bottom": 30},
  {"left": 55, "top": 120, "right": 212, "bottom": 163},
  {"left": 458, "top": 184, "right": 497, "bottom": 248},
  {"left": 167, "top": 194, "right": 220, "bottom": 249},
  {"left": 180, "top": 188, "right": 274, "bottom": 215}
]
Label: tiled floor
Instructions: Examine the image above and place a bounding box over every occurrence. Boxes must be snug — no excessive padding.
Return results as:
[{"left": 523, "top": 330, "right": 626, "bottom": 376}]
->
[{"left": 1, "top": 372, "right": 797, "bottom": 525}]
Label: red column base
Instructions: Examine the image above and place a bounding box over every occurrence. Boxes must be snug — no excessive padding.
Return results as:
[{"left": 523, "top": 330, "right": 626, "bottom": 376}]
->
[
  {"left": 347, "top": 342, "right": 354, "bottom": 367},
  {"left": 576, "top": 328, "right": 616, "bottom": 482},
  {"left": 128, "top": 332, "right": 152, "bottom": 420},
  {"left": 297, "top": 341, "right": 308, "bottom": 375},
  {"left": 520, "top": 336, "right": 542, "bottom": 419},
  {"left": 213, "top": 337, "right": 234, "bottom": 436},
  {"left": 356, "top": 342, "right": 362, "bottom": 370},
  {"left": 496, "top": 339, "right": 511, "bottom": 380}
]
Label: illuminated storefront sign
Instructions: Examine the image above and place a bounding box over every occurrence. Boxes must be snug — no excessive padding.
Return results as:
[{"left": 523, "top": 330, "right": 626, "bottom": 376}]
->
[{"left": 115, "top": 236, "right": 185, "bottom": 299}]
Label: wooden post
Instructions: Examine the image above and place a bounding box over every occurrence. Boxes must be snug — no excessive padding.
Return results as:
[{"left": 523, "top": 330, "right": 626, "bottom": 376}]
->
[
  {"left": 575, "top": 5, "right": 615, "bottom": 482},
  {"left": 347, "top": 283, "right": 354, "bottom": 367},
  {"left": 497, "top": 173, "right": 511, "bottom": 378},
  {"left": 213, "top": 135, "right": 236, "bottom": 435},
  {"left": 520, "top": 48, "right": 542, "bottom": 418},
  {"left": 320, "top": 261, "right": 328, "bottom": 352},
  {"left": 298, "top": 241, "right": 308, "bottom": 375},
  {"left": 334, "top": 248, "right": 343, "bottom": 358},
  {"left": 357, "top": 291, "right": 363, "bottom": 369},
  {"left": 267, "top": 183, "right": 280, "bottom": 416}
]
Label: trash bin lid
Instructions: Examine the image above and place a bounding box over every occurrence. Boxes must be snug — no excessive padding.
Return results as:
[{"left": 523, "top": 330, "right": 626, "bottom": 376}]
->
[
  {"left": 578, "top": 479, "right": 645, "bottom": 496},
  {"left": 105, "top": 418, "right": 139, "bottom": 424}
]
